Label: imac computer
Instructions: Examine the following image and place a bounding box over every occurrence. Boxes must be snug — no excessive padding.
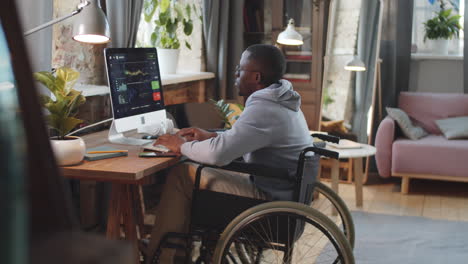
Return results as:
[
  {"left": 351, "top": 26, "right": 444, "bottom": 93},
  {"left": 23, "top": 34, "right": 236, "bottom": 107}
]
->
[{"left": 105, "top": 48, "right": 166, "bottom": 145}]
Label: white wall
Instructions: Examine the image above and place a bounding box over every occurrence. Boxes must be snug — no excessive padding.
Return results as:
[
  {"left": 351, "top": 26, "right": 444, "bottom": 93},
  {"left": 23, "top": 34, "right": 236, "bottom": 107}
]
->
[{"left": 409, "top": 57, "right": 463, "bottom": 93}]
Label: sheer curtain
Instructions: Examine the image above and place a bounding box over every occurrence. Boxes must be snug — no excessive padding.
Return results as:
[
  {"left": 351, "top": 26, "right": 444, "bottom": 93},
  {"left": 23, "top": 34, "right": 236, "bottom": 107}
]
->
[
  {"left": 106, "top": 0, "right": 143, "bottom": 48},
  {"left": 352, "top": 0, "right": 383, "bottom": 143}
]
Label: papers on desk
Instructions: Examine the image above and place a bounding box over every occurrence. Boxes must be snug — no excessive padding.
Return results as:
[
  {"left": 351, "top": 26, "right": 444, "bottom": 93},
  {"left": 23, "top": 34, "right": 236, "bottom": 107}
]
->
[{"left": 327, "top": 139, "right": 362, "bottom": 149}]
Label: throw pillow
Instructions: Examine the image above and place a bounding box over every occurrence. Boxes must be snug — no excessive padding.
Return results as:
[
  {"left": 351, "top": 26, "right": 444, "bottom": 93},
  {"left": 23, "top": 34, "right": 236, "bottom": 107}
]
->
[
  {"left": 435, "top": 116, "right": 468, "bottom": 139},
  {"left": 386, "top": 107, "right": 428, "bottom": 140}
]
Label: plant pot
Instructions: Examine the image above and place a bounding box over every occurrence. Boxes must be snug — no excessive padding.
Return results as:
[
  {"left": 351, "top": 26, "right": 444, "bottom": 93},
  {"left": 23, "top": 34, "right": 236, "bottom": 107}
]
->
[
  {"left": 157, "top": 48, "right": 180, "bottom": 74},
  {"left": 431, "top": 39, "right": 449, "bottom": 55},
  {"left": 50, "top": 136, "right": 86, "bottom": 166}
]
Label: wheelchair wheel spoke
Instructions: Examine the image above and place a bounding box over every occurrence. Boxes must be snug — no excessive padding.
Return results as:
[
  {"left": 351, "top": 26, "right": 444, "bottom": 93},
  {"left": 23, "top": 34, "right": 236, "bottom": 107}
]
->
[{"left": 214, "top": 202, "right": 354, "bottom": 263}]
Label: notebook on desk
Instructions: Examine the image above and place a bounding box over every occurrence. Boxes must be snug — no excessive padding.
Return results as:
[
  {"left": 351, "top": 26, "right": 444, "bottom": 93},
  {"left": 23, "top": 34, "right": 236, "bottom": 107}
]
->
[{"left": 84, "top": 146, "right": 129, "bottom": 161}]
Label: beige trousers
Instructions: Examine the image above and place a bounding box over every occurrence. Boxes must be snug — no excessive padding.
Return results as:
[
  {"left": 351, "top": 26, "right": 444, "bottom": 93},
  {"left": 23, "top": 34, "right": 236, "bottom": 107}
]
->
[{"left": 146, "top": 162, "right": 269, "bottom": 264}]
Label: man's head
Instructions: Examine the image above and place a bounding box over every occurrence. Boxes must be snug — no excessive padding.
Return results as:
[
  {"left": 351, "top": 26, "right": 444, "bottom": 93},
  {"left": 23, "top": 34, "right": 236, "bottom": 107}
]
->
[{"left": 235, "top": 44, "right": 286, "bottom": 98}]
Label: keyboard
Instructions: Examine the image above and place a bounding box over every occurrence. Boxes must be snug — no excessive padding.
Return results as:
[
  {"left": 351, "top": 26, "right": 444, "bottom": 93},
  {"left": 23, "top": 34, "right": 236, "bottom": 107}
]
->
[{"left": 143, "top": 142, "right": 170, "bottom": 153}]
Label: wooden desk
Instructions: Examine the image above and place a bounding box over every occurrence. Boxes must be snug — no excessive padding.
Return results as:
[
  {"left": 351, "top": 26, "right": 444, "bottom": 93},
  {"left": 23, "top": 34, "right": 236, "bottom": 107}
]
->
[{"left": 61, "top": 130, "right": 180, "bottom": 263}]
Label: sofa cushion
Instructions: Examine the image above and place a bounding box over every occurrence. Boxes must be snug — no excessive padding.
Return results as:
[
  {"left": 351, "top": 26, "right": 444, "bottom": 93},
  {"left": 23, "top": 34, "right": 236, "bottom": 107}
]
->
[
  {"left": 398, "top": 92, "right": 468, "bottom": 134},
  {"left": 435, "top": 116, "right": 468, "bottom": 139},
  {"left": 386, "top": 107, "right": 428, "bottom": 140},
  {"left": 392, "top": 135, "right": 468, "bottom": 177}
]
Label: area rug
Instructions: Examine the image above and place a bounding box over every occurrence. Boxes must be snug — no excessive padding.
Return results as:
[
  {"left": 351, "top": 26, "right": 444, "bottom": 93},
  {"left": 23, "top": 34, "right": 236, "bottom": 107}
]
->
[{"left": 351, "top": 211, "right": 468, "bottom": 264}]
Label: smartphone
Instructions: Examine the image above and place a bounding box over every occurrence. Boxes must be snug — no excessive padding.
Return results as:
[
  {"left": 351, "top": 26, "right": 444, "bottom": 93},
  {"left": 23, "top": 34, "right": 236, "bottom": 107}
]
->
[{"left": 138, "top": 152, "right": 178, "bottom": 158}]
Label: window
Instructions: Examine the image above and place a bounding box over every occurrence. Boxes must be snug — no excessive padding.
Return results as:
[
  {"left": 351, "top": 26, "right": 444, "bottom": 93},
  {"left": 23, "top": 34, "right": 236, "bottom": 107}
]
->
[
  {"left": 412, "top": 0, "right": 464, "bottom": 55},
  {"left": 136, "top": 0, "right": 203, "bottom": 72}
]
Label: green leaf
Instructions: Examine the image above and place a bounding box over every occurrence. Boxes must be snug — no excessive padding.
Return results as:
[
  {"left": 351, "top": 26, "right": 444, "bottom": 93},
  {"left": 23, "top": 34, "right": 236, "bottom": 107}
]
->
[
  {"left": 159, "top": 9, "right": 170, "bottom": 25},
  {"left": 440, "top": 9, "right": 451, "bottom": 18},
  {"left": 143, "top": 0, "right": 158, "bottom": 22},
  {"left": 185, "top": 41, "right": 191, "bottom": 50},
  {"left": 34, "top": 71, "right": 57, "bottom": 93},
  {"left": 235, "top": 103, "right": 245, "bottom": 111},
  {"left": 151, "top": 32, "right": 157, "bottom": 45},
  {"left": 61, "top": 117, "right": 83, "bottom": 137},
  {"left": 56, "top": 67, "right": 79, "bottom": 93},
  {"left": 183, "top": 19, "right": 193, "bottom": 36},
  {"left": 160, "top": 0, "right": 170, "bottom": 13}
]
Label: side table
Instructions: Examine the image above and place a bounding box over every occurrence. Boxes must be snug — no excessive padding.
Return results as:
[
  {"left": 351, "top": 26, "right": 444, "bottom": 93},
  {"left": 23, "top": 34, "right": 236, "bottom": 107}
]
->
[{"left": 323, "top": 141, "right": 376, "bottom": 207}]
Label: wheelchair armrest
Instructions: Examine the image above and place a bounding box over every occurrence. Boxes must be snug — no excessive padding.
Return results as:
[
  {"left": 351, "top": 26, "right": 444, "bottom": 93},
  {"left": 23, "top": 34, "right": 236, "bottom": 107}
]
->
[
  {"left": 310, "top": 133, "right": 340, "bottom": 144},
  {"left": 300, "top": 146, "right": 339, "bottom": 160},
  {"left": 189, "top": 160, "right": 294, "bottom": 190}
]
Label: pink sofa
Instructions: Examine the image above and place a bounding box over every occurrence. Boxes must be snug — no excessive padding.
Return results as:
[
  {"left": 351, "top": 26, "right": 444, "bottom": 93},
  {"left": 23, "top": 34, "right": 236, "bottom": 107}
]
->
[{"left": 375, "top": 92, "right": 468, "bottom": 194}]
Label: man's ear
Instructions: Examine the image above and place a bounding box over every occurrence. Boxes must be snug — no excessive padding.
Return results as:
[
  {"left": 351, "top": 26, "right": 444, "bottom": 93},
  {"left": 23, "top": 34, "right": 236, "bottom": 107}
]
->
[{"left": 255, "top": 72, "right": 262, "bottom": 84}]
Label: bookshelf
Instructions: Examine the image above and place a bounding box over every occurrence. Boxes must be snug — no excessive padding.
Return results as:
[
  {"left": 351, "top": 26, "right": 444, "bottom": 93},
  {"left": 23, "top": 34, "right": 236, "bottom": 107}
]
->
[{"left": 243, "top": 0, "right": 330, "bottom": 130}]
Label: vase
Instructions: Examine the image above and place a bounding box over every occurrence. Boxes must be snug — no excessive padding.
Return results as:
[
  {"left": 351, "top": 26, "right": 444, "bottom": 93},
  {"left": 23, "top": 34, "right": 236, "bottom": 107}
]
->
[
  {"left": 157, "top": 48, "right": 180, "bottom": 74},
  {"left": 431, "top": 39, "right": 449, "bottom": 55},
  {"left": 50, "top": 136, "right": 86, "bottom": 166}
]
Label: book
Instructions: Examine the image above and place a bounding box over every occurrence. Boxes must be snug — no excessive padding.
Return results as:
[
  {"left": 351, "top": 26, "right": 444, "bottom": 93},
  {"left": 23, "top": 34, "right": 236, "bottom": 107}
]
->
[
  {"left": 285, "top": 50, "right": 313, "bottom": 56},
  {"left": 283, "top": 73, "right": 311, "bottom": 80},
  {"left": 286, "top": 55, "right": 312, "bottom": 60},
  {"left": 84, "top": 146, "right": 128, "bottom": 161},
  {"left": 327, "top": 139, "right": 362, "bottom": 149}
]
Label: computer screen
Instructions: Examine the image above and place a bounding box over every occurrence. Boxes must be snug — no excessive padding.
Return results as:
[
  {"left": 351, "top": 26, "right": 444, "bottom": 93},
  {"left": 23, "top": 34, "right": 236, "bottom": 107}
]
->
[{"left": 105, "top": 48, "right": 166, "bottom": 134}]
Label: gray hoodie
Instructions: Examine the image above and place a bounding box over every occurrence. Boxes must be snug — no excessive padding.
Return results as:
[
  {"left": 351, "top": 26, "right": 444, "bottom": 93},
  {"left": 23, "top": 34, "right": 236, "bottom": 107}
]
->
[{"left": 180, "top": 79, "right": 313, "bottom": 199}]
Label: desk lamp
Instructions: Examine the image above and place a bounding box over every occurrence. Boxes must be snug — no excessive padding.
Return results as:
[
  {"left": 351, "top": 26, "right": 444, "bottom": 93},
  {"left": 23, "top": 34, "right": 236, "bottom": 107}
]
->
[
  {"left": 277, "top": 19, "right": 304, "bottom": 46},
  {"left": 24, "top": 0, "right": 110, "bottom": 44}
]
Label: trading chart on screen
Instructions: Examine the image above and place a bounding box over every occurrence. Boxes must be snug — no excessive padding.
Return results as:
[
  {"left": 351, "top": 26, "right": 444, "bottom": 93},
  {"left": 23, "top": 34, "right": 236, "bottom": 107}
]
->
[{"left": 106, "top": 50, "right": 164, "bottom": 119}]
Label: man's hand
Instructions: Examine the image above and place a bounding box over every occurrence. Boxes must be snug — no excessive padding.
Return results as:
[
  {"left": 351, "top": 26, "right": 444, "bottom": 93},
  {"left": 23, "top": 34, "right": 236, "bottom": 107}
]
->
[
  {"left": 155, "top": 134, "right": 186, "bottom": 153},
  {"left": 176, "top": 127, "right": 217, "bottom": 142}
]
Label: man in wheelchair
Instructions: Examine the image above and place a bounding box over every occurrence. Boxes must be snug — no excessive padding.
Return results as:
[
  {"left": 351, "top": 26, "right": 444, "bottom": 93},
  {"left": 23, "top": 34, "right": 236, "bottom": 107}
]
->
[{"left": 147, "top": 44, "right": 319, "bottom": 263}]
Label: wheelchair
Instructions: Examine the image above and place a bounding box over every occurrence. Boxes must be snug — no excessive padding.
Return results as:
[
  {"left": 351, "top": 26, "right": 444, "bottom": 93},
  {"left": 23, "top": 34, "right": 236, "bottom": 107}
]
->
[{"left": 151, "top": 134, "right": 355, "bottom": 264}]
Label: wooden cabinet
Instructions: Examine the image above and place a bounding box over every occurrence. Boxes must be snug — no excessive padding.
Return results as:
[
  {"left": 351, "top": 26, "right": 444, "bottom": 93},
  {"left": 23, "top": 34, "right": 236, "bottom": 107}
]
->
[{"left": 243, "top": 0, "right": 329, "bottom": 130}]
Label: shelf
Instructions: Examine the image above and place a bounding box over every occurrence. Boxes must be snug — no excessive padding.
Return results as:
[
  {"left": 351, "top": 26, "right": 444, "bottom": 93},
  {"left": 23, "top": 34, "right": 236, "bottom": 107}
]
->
[
  {"left": 286, "top": 59, "right": 312, "bottom": 63},
  {"left": 285, "top": 78, "right": 311, "bottom": 83},
  {"left": 411, "top": 53, "right": 463, "bottom": 61}
]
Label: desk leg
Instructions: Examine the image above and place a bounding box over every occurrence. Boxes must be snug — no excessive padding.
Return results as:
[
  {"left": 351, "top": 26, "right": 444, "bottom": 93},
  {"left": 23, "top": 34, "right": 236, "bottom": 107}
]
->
[
  {"left": 131, "top": 185, "right": 146, "bottom": 237},
  {"left": 121, "top": 185, "right": 140, "bottom": 264},
  {"left": 353, "top": 158, "right": 364, "bottom": 207},
  {"left": 106, "top": 183, "right": 140, "bottom": 264},
  {"left": 331, "top": 159, "right": 340, "bottom": 215},
  {"left": 107, "top": 183, "right": 123, "bottom": 240}
]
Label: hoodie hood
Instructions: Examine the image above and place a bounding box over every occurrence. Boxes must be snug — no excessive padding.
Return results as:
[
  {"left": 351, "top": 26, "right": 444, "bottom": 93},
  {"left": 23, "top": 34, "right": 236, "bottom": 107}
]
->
[{"left": 247, "top": 79, "right": 301, "bottom": 111}]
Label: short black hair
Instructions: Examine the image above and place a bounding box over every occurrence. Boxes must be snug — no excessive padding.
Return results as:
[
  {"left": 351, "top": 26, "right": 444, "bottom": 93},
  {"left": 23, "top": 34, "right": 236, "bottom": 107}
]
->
[{"left": 245, "top": 44, "right": 286, "bottom": 86}]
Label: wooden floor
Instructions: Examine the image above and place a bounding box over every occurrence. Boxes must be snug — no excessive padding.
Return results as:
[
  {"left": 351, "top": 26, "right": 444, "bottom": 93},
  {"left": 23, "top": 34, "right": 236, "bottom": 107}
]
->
[{"left": 323, "top": 174, "right": 468, "bottom": 222}]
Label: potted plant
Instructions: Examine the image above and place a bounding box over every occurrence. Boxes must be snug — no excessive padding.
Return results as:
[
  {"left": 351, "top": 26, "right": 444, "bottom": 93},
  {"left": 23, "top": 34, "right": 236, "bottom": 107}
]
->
[
  {"left": 210, "top": 99, "right": 244, "bottom": 129},
  {"left": 144, "top": 0, "right": 198, "bottom": 73},
  {"left": 424, "top": 0, "right": 462, "bottom": 55},
  {"left": 34, "top": 67, "right": 87, "bottom": 166}
]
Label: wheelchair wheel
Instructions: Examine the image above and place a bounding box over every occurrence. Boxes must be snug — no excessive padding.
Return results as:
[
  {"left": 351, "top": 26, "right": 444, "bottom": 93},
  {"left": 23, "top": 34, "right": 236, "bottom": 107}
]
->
[
  {"left": 213, "top": 201, "right": 354, "bottom": 264},
  {"left": 312, "top": 182, "right": 355, "bottom": 248}
]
